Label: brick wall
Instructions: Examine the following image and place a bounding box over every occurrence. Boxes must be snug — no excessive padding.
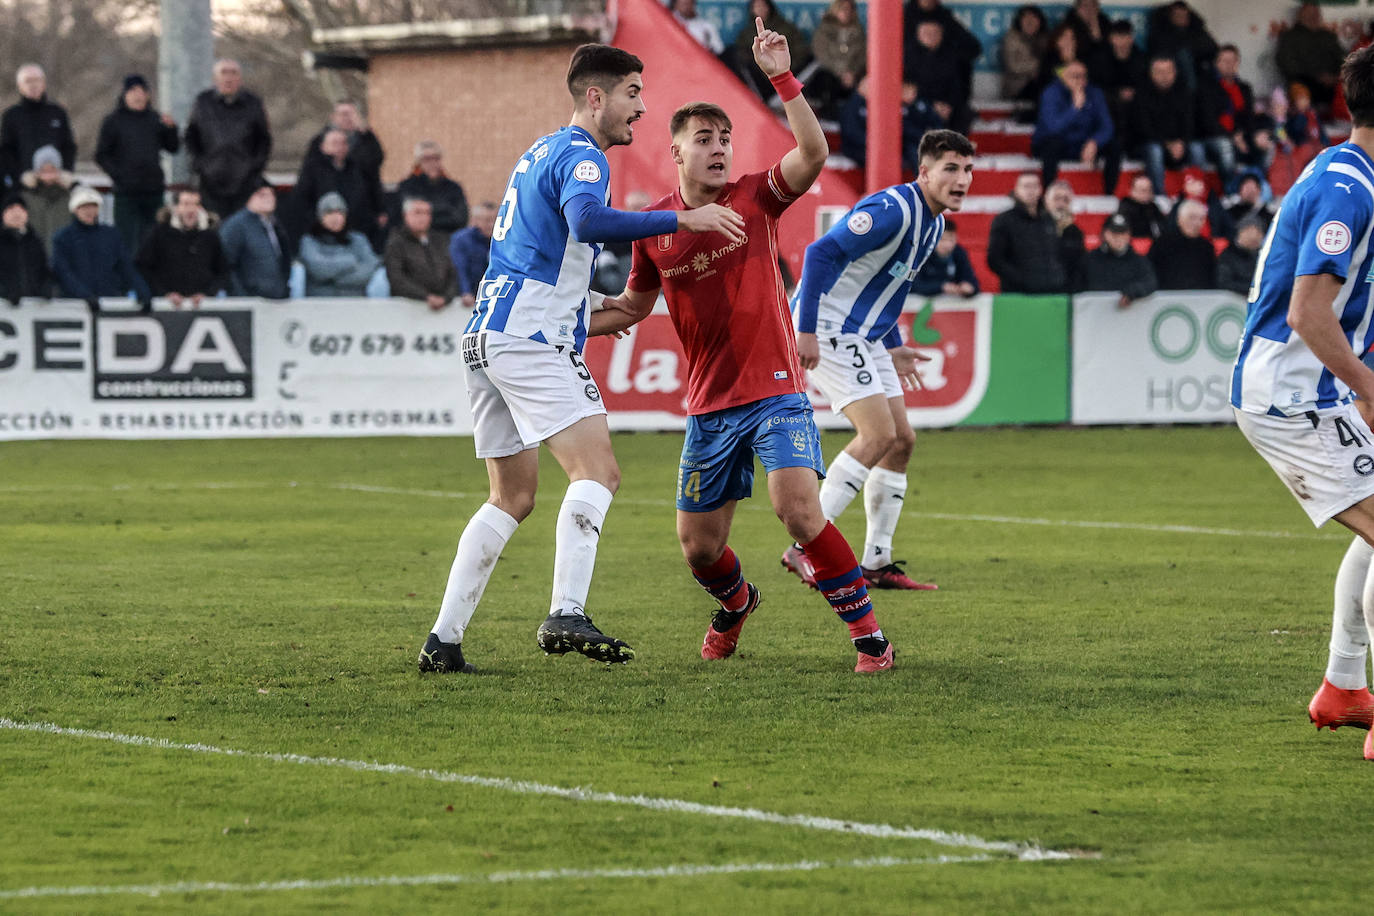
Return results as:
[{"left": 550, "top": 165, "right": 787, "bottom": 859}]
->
[{"left": 368, "top": 43, "right": 583, "bottom": 207}]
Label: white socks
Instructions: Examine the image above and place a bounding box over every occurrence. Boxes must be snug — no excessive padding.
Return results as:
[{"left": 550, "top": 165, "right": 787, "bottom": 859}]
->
[
  {"left": 819, "top": 450, "right": 868, "bottom": 521},
  {"left": 431, "top": 503, "right": 520, "bottom": 645},
  {"left": 1326, "top": 536, "right": 1373, "bottom": 689},
  {"left": 550, "top": 479, "right": 614, "bottom": 618},
  {"left": 862, "top": 467, "right": 907, "bottom": 570}
]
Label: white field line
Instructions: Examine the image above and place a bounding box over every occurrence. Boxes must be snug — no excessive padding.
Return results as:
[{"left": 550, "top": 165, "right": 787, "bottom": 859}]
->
[
  {"left": 0, "top": 855, "right": 997, "bottom": 901},
  {"left": 0, "top": 718, "right": 1075, "bottom": 862}
]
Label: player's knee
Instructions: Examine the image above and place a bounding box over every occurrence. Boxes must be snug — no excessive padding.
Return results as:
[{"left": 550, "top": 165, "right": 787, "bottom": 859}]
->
[
  {"left": 489, "top": 491, "right": 536, "bottom": 521},
  {"left": 678, "top": 533, "right": 723, "bottom": 568},
  {"left": 776, "top": 502, "right": 825, "bottom": 543},
  {"left": 887, "top": 425, "right": 916, "bottom": 463}
]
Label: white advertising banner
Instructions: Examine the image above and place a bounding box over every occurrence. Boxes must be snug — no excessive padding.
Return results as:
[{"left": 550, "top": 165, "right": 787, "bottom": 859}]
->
[
  {"left": 0, "top": 298, "right": 476, "bottom": 440},
  {"left": 1071, "top": 291, "right": 1246, "bottom": 425}
]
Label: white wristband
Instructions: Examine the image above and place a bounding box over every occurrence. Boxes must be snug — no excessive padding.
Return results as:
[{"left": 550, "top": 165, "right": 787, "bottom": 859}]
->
[{"left": 588, "top": 290, "right": 608, "bottom": 312}]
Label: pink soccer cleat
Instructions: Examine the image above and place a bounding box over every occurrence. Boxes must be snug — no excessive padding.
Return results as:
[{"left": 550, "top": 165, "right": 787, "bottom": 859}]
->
[
  {"left": 854, "top": 639, "right": 895, "bottom": 673},
  {"left": 780, "top": 544, "right": 818, "bottom": 589},
  {"left": 701, "top": 584, "right": 761, "bottom": 660},
  {"left": 861, "top": 562, "right": 939, "bottom": 591},
  {"left": 1308, "top": 678, "right": 1374, "bottom": 731}
]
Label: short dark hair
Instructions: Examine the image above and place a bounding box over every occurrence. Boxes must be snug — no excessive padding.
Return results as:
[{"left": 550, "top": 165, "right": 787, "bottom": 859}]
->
[
  {"left": 918, "top": 129, "right": 975, "bottom": 162},
  {"left": 1218, "top": 43, "right": 1238, "bottom": 56},
  {"left": 567, "top": 44, "right": 644, "bottom": 101},
  {"left": 1108, "top": 18, "right": 1133, "bottom": 36},
  {"left": 670, "top": 101, "right": 732, "bottom": 138},
  {"left": 1343, "top": 46, "right": 1374, "bottom": 128}
]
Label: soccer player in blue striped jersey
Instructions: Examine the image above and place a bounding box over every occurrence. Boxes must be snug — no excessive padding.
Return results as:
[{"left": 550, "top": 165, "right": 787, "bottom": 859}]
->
[
  {"left": 1230, "top": 47, "right": 1374, "bottom": 759},
  {"left": 418, "top": 44, "right": 745, "bottom": 674},
  {"left": 783, "top": 129, "right": 974, "bottom": 592}
]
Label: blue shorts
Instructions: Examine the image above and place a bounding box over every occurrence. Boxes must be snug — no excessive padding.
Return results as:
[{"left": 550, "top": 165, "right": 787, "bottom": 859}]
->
[{"left": 677, "top": 393, "right": 826, "bottom": 512}]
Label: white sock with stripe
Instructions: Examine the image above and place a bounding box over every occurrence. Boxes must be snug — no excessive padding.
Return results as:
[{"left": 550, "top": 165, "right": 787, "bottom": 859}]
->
[
  {"left": 819, "top": 450, "right": 869, "bottom": 522},
  {"left": 862, "top": 467, "right": 908, "bottom": 570},
  {"left": 551, "top": 480, "right": 614, "bottom": 618}
]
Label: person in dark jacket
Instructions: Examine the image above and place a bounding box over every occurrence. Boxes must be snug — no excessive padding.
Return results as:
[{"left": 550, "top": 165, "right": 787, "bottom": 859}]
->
[
  {"left": 134, "top": 188, "right": 227, "bottom": 307},
  {"left": 903, "top": 18, "right": 973, "bottom": 135},
  {"left": 0, "top": 193, "right": 49, "bottom": 303},
  {"left": 96, "top": 74, "right": 181, "bottom": 258},
  {"left": 184, "top": 59, "right": 272, "bottom": 218},
  {"left": 912, "top": 219, "right": 978, "bottom": 298},
  {"left": 385, "top": 197, "right": 457, "bottom": 309},
  {"left": 51, "top": 186, "right": 151, "bottom": 307},
  {"left": 838, "top": 75, "right": 944, "bottom": 169},
  {"left": 0, "top": 65, "right": 75, "bottom": 190},
  {"left": 1117, "top": 174, "right": 1167, "bottom": 239},
  {"left": 905, "top": 0, "right": 981, "bottom": 115},
  {"left": 1216, "top": 217, "right": 1264, "bottom": 295},
  {"left": 1276, "top": 2, "right": 1346, "bottom": 111},
  {"left": 305, "top": 100, "right": 384, "bottom": 184},
  {"left": 987, "top": 172, "right": 1069, "bottom": 294},
  {"left": 1076, "top": 213, "right": 1157, "bottom": 306},
  {"left": 1100, "top": 19, "right": 1146, "bottom": 153},
  {"left": 218, "top": 179, "right": 290, "bottom": 299},
  {"left": 293, "top": 127, "right": 385, "bottom": 251},
  {"left": 1147, "top": 0, "right": 1218, "bottom": 92},
  {"left": 1214, "top": 45, "right": 1270, "bottom": 172},
  {"left": 1151, "top": 198, "right": 1216, "bottom": 290},
  {"left": 1045, "top": 179, "right": 1087, "bottom": 283},
  {"left": 1133, "top": 55, "right": 1200, "bottom": 194},
  {"left": 1032, "top": 61, "right": 1117, "bottom": 192},
  {"left": 448, "top": 201, "right": 497, "bottom": 307},
  {"left": 392, "top": 141, "right": 469, "bottom": 242},
  {"left": 1225, "top": 172, "right": 1276, "bottom": 233}
]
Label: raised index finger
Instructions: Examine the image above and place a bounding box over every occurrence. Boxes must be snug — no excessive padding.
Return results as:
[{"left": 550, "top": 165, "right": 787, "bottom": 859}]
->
[{"left": 755, "top": 15, "right": 765, "bottom": 36}]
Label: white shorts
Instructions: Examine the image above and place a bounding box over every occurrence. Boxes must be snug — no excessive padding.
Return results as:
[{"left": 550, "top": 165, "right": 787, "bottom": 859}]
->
[
  {"left": 462, "top": 330, "right": 606, "bottom": 458},
  {"left": 1234, "top": 403, "right": 1374, "bottom": 526},
  {"left": 807, "top": 334, "right": 902, "bottom": 413}
]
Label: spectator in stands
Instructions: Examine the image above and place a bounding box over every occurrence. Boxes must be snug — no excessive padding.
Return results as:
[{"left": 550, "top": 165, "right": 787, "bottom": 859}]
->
[
  {"left": 135, "top": 188, "right": 227, "bottom": 307},
  {"left": 1147, "top": 1, "right": 1218, "bottom": 93},
  {"left": 839, "top": 74, "right": 943, "bottom": 169},
  {"left": 987, "top": 171, "right": 1069, "bottom": 294},
  {"left": 449, "top": 201, "right": 498, "bottom": 307},
  {"left": 294, "top": 127, "right": 386, "bottom": 250},
  {"left": 1066, "top": 0, "right": 1111, "bottom": 84},
  {"left": 1034, "top": 24, "right": 1081, "bottom": 104},
  {"left": 185, "top": 59, "right": 272, "bottom": 218},
  {"left": 0, "top": 64, "right": 75, "bottom": 191},
  {"left": 1000, "top": 5, "right": 1049, "bottom": 106},
  {"left": 913, "top": 218, "right": 978, "bottom": 298},
  {"left": 1212, "top": 45, "right": 1271, "bottom": 175},
  {"left": 0, "top": 194, "right": 49, "bottom": 304},
  {"left": 809, "top": 0, "right": 866, "bottom": 118},
  {"left": 1282, "top": 81, "right": 1330, "bottom": 151},
  {"left": 1032, "top": 61, "right": 1118, "bottom": 194},
  {"left": 18, "top": 145, "right": 73, "bottom": 252},
  {"left": 51, "top": 186, "right": 150, "bottom": 308},
  {"left": 592, "top": 190, "right": 651, "bottom": 297},
  {"left": 729, "top": 0, "right": 810, "bottom": 103},
  {"left": 1076, "top": 213, "right": 1157, "bottom": 307},
  {"left": 1216, "top": 216, "right": 1264, "bottom": 296},
  {"left": 1168, "top": 167, "right": 1233, "bottom": 240},
  {"left": 298, "top": 192, "right": 381, "bottom": 298},
  {"left": 1045, "top": 179, "right": 1086, "bottom": 282},
  {"left": 1099, "top": 20, "right": 1145, "bottom": 157},
  {"left": 306, "top": 100, "right": 385, "bottom": 185},
  {"left": 906, "top": 0, "right": 982, "bottom": 111},
  {"left": 1134, "top": 55, "right": 1197, "bottom": 195},
  {"left": 394, "top": 140, "right": 469, "bottom": 243},
  {"left": 1225, "top": 171, "right": 1275, "bottom": 233},
  {"left": 385, "top": 197, "right": 457, "bottom": 310},
  {"left": 904, "top": 19, "right": 973, "bottom": 135},
  {"left": 219, "top": 179, "right": 290, "bottom": 300},
  {"left": 671, "top": 0, "right": 724, "bottom": 55},
  {"left": 1117, "top": 173, "right": 1166, "bottom": 240},
  {"left": 95, "top": 74, "right": 180, "bottom": 258},
  {"left": 1151, "top": 198, "right": 1215, "bottom": 290},
  {"left": 1277, "top": 2, "right": 1347, "bottom": 113}
]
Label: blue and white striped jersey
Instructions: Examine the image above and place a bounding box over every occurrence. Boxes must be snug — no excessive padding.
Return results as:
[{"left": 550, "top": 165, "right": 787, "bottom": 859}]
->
[
  {"left": 466, "top": 126, "right": 610, "bottom": 352},
  {"left": 792, "top": 182, "right": 944, "bottom": 347},
  {"left": 1232, "top": 143, "right": 1374, "bottom": 415}
]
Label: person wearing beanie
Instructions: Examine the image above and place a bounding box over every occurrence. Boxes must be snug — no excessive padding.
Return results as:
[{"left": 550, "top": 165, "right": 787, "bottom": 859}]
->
[
  {"left": 96, "top": 74, "right": 180, "bottom": 258},
  {"left": 0, "top": 64, "right": 75, "bottom": 189},
  {"left": 0, "top": 193, "right": 49, "bottom": 304},
  {"left": 18, "top": 144, "right": 73, "bottom": 251},
  {"left": 184, "top": 59, "right": 272, "bottom": 217},
  {"left": 298, "top": 190, "right": 381, "bottom": 297},
  {"left": 51, "top": 186, "right": 151, "bottom": 308},
  {"left": 218, "top": 178, "right": 291, "bottom": 299},
  {"left": 1076, "top": 212, "right": 1158, "bottom": 306},
  {"left": 134, "top": 188, "right": 227, "bottom": 307},
  {"left": 1216, "top": 216, "right": 1264, "bottom": 296}
]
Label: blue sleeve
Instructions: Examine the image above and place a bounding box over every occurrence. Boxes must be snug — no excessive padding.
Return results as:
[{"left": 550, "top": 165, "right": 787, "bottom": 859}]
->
[
  {"left": 795, "top": 197, "right": 905, "bottom": 334},
  {"left": 556, "top": 145, "right": 612, "bottom": 210},
  {"left": 1034, "top": 85, "right": 1072, "bottom": 143},
  {"left": 1294, "top": 176, "right": 1374, "bottom": 280},
  {"left": 564, "top": 194, "right": 678, "bottom": 244},
  {"left": 881, "top": 325, "right": 903, "bottom": 349}
]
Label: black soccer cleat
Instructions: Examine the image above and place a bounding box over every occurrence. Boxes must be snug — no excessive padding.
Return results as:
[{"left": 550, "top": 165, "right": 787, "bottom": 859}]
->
[
  {"left": 418, "top": 633, "right": 476, "bottom": 674},
  {"left": 536, "top": 612, "right": 636, "bottom": 664}
]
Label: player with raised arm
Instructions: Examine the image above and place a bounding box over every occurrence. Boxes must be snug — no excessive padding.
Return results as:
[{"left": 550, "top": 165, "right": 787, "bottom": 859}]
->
[
  {"left": 593, "top": 20, "right": 894, "bottom": 671},
  {"left": 782, "top": 129, "right": 974, "bottom": 592},
  {"left": 1231, "top": 47, "right": 1374, "bottom": 758},
  {"left": 418, "top": 44, "right": 745, "bottom": 673}
]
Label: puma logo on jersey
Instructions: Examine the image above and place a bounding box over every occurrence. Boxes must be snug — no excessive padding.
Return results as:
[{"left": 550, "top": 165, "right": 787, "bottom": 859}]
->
[{"left": 1335, "top": 181, "right": 1355, "bottom": 194}]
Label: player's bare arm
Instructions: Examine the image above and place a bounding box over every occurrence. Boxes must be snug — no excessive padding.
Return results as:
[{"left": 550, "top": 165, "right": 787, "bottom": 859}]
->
[
  {"left": 588, "top": 285, "right": 659, "bottom": 337},
  {"left": 752, "top": 17, "right": 827, "bottom": 195},
  {"left": 1288, "top": 272, "right": 1374, "bottom": 425}
]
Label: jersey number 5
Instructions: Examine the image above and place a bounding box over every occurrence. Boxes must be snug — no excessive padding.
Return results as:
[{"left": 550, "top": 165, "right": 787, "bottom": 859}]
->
[{"left": 492, "top": 158, "right": 531, "bottom": 242}]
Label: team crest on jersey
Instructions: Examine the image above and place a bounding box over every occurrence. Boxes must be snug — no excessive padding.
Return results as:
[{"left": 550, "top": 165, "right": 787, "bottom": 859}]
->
[
  {"left": 1317, "top": 221, "right": 1352, "bottom": 255},
  {"left": 847, "top": 211, "right": 873, "bottom": 235},
  {"left": 658, "top": 234, "right": 673, "bottom": 251},
  {"left": 573, "top": 160, "right": 602, "bottom": 183}
]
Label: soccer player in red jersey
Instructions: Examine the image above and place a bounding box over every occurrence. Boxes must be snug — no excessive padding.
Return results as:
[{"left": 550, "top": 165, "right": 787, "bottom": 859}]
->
[{"left": 592, "top": 18, "right": 894, "bottom": 671}]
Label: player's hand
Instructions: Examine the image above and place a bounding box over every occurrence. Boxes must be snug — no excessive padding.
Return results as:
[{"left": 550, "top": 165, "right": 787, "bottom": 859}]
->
[
  {"left": 678, "top": 203, "right": 746, "bottom": 243},
  {"left": 796, "top": 331, "right": 819, "bottom": 370},
  {"left": 889, "top": 345, "right": 929, "bottom": 391},
  {"left": 461, "top": 293, "right": 476, "bottom": 308},
  {"left": 751, "top": 16, "right": 791, "bottom": 77},
  {"left": 426, "top": 294, "right": 448, "bottom": 310}
]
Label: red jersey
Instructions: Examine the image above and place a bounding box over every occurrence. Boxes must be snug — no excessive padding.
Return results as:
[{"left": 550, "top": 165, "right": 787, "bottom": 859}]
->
[{"left": 627, "top": 163, "right": 802, "bottom": 415}]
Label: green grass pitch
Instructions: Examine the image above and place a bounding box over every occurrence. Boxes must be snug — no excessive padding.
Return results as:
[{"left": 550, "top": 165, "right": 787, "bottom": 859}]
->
[{"left": 3, "top": 426, "right": 1372, "bottom": 913}]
